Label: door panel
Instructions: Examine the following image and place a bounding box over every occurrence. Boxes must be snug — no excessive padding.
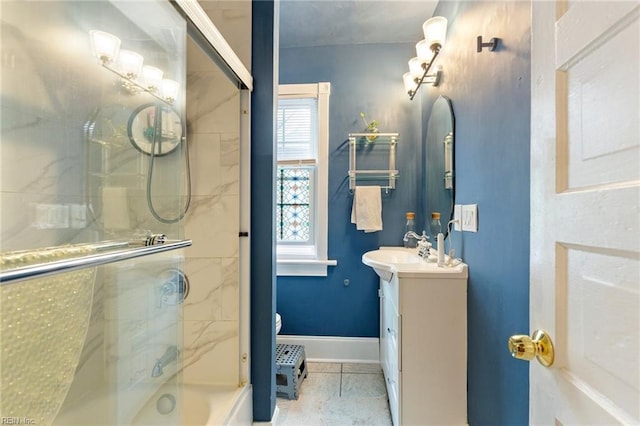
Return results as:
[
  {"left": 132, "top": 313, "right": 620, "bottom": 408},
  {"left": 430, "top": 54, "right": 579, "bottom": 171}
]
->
[
  {"left": 560, "top": 246, "right": 639, "bottom": 419},
  {"left": 563, "top": 19, "right": 639, "bottom": 189},
  {"left": 531, "top": 1, "right": 639, "bottom": 425}
]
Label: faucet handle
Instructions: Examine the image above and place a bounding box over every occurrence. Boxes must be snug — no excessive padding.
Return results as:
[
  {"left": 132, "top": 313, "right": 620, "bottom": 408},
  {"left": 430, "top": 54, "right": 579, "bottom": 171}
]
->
[
  {"left": 417, "top": 233, "right": 432, "bottom": 258},
  {"left": 417, "top": 231, "right": 430, "bottom": 246}
]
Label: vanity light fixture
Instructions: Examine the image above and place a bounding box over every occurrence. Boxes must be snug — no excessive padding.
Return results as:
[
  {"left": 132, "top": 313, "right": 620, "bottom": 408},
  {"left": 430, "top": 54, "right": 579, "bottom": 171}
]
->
[
  {"left": 89, "top": 30, "right": 121, "bottom": 64},
  {"left": 476, "top": 35, "right": 499, "bottom": 52},
  {"left": 423, "top": 16, "right": 447, "bottom": 50},
  {"left": 118, "top": 50, "right": 144, "bottom": 79},
  {"left": 142, "top": 66, "right": 164, "bottom": 92},
  {"left": 403, "top": 65, "right": 442, "bottom": 95},
  {"left": 405, "top": 16, "right": 447, "bottom": 100},
  {"left": 161, "top": 79, "right": 180, "bottom": 104},
  {"left": 89, "top": 30, "right": 179, "bottom": 105}
]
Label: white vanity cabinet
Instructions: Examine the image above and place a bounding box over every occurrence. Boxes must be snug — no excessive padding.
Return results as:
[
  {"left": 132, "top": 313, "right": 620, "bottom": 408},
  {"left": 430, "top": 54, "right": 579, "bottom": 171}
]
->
[{"left": 379, "top": 266, "right": 468, "bottom": 426}]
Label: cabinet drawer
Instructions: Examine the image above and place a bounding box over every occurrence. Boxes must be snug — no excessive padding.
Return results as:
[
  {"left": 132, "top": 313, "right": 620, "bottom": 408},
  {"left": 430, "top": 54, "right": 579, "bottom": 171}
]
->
[
  {"left": 384, "top": 310, "right": 399, "bottom": 360},
  {"left": 381, "top": 276, "right": 399, "bottom": 311}
]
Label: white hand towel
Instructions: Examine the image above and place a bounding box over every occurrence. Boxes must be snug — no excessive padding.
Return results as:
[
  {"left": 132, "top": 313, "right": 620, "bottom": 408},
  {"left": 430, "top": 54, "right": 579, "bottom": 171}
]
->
[{"left": 351, "top": 186, "right": 383, "bottom": 232}]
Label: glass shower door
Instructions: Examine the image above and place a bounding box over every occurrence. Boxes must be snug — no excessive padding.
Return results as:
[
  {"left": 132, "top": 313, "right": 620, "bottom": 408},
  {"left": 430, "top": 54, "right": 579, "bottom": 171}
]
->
[{"left": 0, "top": 1, "right": 188, "bottom": 425}]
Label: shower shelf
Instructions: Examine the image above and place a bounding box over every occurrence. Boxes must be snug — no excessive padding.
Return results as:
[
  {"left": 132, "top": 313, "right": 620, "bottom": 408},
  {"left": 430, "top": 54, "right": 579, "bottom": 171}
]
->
[
  {"left": 348, "top": 133, "right": 399, "bottom": 191},
  {"left": 0, "top": 238, "right": 192, "bottom": 285}
]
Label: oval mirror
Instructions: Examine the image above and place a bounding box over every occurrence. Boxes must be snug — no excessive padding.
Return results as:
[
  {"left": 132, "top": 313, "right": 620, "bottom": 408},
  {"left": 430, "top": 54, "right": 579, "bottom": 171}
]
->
[
  {"left": 128, "top": 103, "right": 183, "bottom": 156},
  {"left": 425, "top": 95, "right": 455, "bottom": 239}
]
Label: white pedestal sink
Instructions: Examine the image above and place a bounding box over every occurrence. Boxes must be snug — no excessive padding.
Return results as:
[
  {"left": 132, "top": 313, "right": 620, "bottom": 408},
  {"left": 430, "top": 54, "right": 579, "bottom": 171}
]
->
[{"left": 362, "top": 246, "right": 466, "bottom": 281}]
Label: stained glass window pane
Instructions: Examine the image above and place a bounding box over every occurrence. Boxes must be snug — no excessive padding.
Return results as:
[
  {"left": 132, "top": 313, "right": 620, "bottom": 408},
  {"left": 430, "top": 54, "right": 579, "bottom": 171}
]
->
[{"left": 276, "top": 167, "right": 311, "bottom": 242}]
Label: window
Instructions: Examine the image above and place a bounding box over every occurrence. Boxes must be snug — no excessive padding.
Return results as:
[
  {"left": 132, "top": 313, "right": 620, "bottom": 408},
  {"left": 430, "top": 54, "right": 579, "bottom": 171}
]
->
[{"left": 276, "top": 83, "right": 335, "bottom": 276}]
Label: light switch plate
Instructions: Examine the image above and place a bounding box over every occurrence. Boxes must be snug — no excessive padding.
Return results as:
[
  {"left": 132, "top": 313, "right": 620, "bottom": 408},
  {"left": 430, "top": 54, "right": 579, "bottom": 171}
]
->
[
  {"left": 462, "top": 204, "right": 478, "bottom": 232},
  {"left": 453, "top": 205, "right": 462, "bottom": 231}
]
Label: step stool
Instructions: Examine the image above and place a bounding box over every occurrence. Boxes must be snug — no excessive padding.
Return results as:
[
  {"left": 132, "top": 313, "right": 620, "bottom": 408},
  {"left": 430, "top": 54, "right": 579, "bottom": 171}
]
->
[{"left": 275, "top": 344, "right": 308, "bottom": 400}]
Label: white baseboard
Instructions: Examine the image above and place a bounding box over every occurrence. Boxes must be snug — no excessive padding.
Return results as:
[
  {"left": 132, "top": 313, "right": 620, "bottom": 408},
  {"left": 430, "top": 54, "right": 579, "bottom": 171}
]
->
[{"left": 276, "top": 335, "right": 380, "bottom": 364}]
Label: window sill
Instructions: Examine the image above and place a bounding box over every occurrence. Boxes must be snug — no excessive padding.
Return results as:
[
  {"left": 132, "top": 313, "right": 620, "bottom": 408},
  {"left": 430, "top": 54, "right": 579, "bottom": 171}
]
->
[{"left": 276, "top": 259, "right": 337, "bottom": 277}]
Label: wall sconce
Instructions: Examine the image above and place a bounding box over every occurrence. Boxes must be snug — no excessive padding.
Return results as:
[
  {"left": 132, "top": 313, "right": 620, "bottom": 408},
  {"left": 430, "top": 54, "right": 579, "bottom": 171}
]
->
[
  {"left": 142, "top": 66, "right": 164, "bottom": 91},
  {"left": 89, "top": 30, "right": 121, "bottom": 64},
  {"left": 403, "top": 65, "right": 442, "bottom": 95},
  {"left": 477, "top": 35, "right": 499, "bottom": 52},
  {"left": 118, "top": 50, "right": 144, "bottom": 79},
  {"left": 161, "top": 79, "right": 180, "bottom": 104},
  {"left": 89, "top": 30, "right": 179, "bottom": 105},
  {"left": 404, "top": 16, "right": 447, "bottom": 100}
]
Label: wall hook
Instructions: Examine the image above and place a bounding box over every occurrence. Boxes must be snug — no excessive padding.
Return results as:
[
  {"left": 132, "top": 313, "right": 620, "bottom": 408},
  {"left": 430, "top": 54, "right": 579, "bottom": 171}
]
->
[{"left": 477, "top": 35, "right": 499, "bottom": 52}]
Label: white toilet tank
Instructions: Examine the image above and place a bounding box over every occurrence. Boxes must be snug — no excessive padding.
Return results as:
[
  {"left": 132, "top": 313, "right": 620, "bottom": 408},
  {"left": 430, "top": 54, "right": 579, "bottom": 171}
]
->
[{"left": 275, "top": 313, "right": 282, "bottom": 334}]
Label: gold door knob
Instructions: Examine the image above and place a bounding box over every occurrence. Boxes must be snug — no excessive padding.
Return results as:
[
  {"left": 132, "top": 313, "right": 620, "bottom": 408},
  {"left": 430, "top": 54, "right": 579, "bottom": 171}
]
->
[{"left": 508, "top": 329, "right": 554, "bottom": 367}]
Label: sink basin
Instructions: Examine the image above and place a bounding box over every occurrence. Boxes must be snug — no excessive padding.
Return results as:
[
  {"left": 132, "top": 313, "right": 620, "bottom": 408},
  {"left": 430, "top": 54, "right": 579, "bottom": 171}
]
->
[
  {"left": 363, "top": 249, "right": 423, "bottom": 265},
  {"left": 362, "top": 248, "right": 422, "bottom": 280},
  {"left": 362, "top": 247, "right": 467, "bottom": 280}
]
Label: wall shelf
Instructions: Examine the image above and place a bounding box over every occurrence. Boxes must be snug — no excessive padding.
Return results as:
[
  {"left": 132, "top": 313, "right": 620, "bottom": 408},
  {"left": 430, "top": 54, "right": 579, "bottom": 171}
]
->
[{"left": 348, "top": 133, "right": 399, "bottom": 191}]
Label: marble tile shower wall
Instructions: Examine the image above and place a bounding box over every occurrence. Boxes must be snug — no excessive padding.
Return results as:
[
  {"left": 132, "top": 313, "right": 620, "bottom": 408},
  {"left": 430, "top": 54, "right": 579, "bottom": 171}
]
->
[{"left": 181, "top": 38, "right": 241, "bottom": 385}]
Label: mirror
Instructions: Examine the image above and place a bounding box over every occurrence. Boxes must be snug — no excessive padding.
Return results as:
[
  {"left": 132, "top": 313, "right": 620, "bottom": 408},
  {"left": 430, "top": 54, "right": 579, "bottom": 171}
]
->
[
  {"left": 127, "top": 103, "right": 183, "bottom": 156},
  {"left": 425, "top": 95, "right": 455, "bottom": 239}
]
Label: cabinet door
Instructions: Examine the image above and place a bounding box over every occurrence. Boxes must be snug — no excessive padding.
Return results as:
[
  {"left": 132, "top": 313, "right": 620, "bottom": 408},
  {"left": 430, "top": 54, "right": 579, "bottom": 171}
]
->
[
  {"left": 381, "top": 278, "right": 400, "bottom": 425},
  {"left": 379, "top": 283, "right": 389, "bottom": 377}
]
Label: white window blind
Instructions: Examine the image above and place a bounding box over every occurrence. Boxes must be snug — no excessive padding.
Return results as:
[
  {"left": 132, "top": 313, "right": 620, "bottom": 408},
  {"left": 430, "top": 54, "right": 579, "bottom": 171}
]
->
[{"left": 277, "top": 98, "right": 318, "bottom": 161}]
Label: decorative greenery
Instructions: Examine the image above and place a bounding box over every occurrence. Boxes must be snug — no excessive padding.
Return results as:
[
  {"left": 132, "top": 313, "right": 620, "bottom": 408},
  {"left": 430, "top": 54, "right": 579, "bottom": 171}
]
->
[{"left": 360, "top": 112, "right": 379, "bottom": 143}]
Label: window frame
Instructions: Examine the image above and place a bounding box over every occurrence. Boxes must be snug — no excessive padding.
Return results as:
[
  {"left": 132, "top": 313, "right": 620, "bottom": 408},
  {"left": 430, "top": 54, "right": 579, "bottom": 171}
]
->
[{"left": 276, "top": 82, "right": 335, "bottom": 276}]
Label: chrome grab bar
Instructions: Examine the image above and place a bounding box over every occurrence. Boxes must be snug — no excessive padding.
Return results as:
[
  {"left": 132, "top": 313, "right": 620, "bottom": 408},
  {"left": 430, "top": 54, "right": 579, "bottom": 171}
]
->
[{"left": 0, "top": 238, "right": 192, "bottom": 285}]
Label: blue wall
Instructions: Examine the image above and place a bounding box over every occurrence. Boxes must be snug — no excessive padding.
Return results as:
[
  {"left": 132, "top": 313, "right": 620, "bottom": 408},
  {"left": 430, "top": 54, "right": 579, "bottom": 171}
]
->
[
  {"left": 278, "top": 43, "right": 424, "bottom": 337},
  {"left": 423, "top": 1, "right": 531, "bottom": 424}
]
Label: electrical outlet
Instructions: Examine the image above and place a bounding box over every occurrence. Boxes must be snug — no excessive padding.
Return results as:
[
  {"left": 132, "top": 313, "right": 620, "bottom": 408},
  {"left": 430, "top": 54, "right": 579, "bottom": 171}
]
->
[
  {"left": 453, "top": 204, "right": 462, "bottom": 231},
  {"left": 461, "top": 204, "right": 478, "bottom": 232}
]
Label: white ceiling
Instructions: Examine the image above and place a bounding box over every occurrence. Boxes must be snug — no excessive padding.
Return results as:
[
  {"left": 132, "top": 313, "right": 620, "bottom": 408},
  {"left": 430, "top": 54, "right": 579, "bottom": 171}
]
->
[{"left": 279, "top": 0, "right": 439, "bottom": 48}]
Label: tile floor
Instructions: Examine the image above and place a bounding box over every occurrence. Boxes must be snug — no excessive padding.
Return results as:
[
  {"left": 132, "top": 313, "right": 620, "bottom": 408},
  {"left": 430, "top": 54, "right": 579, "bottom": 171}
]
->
[{"left": 275, "top": 362, "right": 393, "bottom": 426}]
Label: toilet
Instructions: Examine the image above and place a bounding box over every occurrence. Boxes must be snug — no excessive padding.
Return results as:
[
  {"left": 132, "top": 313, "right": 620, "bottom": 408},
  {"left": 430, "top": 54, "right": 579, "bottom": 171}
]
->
[{"left": 276, "top": 313, "right": 282, "bottom": 334}]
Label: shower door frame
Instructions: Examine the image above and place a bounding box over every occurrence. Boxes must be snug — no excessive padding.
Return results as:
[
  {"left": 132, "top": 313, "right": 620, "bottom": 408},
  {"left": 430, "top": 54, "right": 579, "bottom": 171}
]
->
[{"left": 172, "top": 0, "right": 253, "bottom": 387}]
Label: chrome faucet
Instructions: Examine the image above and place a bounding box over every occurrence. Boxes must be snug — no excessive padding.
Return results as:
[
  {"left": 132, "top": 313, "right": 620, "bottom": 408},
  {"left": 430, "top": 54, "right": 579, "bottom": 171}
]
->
[
  {"left": 151, "top": 345, "right": 179, "bottom": 378},
  {"left": 403, "top": 231, "right": 431, "bottom": 259}
]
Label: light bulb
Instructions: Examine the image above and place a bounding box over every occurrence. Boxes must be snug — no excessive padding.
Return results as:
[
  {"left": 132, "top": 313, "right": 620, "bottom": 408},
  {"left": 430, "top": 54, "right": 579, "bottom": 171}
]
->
[
  {"left": 416, "top": 40, "right": 434, "bottom": 64},
  {"left": 403, "top": 72, "right": 416, "bottom": 95},
  {"left": 408, "top": 57, "right": 425, "bottom": 81},
  {"left": 423, "top": 16, "right": 448, "bottom": 51},
  {"left": 142, "top": 66, "right": 164, "bottom": 91},
  {"left": 89, "top": 30, "right": 121, "bottom": 64},
  {"left": 161, "top": 79, "right": 180, "bottom": 102},
  {"left": 118, "top": 50, "right": 143, "bottom": 79}
]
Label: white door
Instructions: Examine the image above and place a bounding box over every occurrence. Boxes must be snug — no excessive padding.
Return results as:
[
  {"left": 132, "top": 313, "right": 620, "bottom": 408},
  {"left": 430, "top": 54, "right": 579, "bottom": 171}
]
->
[{"left": 528, "top": 1, "right": 639, "bottom": 424}]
